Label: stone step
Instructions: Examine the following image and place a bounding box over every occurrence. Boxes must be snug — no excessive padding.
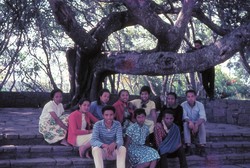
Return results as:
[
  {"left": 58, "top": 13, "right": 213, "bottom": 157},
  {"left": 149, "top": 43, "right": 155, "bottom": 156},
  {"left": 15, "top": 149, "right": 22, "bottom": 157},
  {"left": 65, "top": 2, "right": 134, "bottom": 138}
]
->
[
  {"left": 1, "top": 131, "right": 250, "bottom": 146},
  {"left": 1, "top": 153, "right": 250, "bottom": 168},
  {"left": 0, "top": 157, "right": 115, "bottom": 168},
  {"left": 206, "top": 141, "right": 250, "bottom": 154},
  {"left": 207, "top": 132, "right": 250, "bottom": 142},
  {"left": 168, "top": 153, "right": 250, "bottom": 167},
  {"left": 0, "top": 145, "right": 78, "bottom": 160},
  {"left": 1, "top": 142, "right": 250, "bottom": 160}
]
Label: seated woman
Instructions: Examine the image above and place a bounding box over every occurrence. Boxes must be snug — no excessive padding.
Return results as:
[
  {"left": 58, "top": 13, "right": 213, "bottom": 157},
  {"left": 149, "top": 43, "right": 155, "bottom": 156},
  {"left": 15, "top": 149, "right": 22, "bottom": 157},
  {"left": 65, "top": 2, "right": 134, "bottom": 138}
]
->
[
  {"left": 113, "top": 89, "right": 134, "bottom": 136},
  {"left": 67, "top": 98, "right": 99, "bottom": 158},
  {"left": 39, "top": 89, "right": 69, "bottom": 145},
  {"left": 90, "top": 88, "right": 110, "bottom": 120},
  {"left": 125, "top": 108, "right": 160, "bottom": 168},
  {"left": 154, "top": 109, "right": 188, "bottom": 168}
]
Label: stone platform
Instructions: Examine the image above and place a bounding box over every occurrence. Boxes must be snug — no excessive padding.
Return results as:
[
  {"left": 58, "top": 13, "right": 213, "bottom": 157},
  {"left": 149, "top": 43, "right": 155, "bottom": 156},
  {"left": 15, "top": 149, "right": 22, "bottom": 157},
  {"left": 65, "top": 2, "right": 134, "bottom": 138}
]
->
[{"left": 1, "top": 108, "right": 250, "bottom": 168}]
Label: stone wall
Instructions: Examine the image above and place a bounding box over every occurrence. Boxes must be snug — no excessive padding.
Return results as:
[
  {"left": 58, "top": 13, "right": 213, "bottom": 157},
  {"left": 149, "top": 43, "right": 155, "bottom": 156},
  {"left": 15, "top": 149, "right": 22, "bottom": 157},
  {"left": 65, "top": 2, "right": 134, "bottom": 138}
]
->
[
  {"left": 0, "top": 92, "right": 71, "bottom": 108},
  {"left": 0, "top": 92, "right": 250, "bottom": 126}
]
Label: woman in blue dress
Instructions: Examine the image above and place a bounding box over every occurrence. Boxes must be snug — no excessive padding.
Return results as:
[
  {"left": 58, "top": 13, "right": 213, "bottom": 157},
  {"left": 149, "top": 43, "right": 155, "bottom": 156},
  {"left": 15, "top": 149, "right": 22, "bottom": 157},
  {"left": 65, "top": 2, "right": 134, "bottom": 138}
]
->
[{"left": 125, "top": 108, "right": 160, "bottom": 168}]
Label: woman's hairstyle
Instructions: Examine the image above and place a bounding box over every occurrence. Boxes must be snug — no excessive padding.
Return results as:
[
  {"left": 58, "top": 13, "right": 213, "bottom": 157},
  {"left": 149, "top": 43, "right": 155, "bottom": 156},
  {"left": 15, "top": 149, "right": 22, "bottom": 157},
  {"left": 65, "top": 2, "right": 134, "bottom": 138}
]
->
[
  {"left": 50, "top": 89, "right": 63, "bottom": 99},
  {"left": 140, "top": 86, "right": 151, "bottom": 94},
  {"left": 167, "top": 92, "right": 177, "bottom": 99},
  {"left": 134, "top": 108, "right": 146, "bottom": 118},
  {"left": 102, "top": 105, "right": 116, "bottom": 114},
  {"left": 185, "top": 89, "right": 197, "bottom": 96},
  {"left": 97, "top": 88, "right": 110, "bottom": 105},
  {"left": 78, "top": 98, "right": 91, "bottom": 106},
  {"left": 118, "top": 89, "right": 129, "bottom": 97}
]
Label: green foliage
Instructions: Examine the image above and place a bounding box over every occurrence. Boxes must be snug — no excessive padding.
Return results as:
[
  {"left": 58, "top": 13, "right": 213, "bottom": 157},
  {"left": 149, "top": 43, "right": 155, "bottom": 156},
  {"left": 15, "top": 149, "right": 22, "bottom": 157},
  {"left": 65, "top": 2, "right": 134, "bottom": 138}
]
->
[{"left": 215, "top": 66, "right": 250, "bottom": 99}]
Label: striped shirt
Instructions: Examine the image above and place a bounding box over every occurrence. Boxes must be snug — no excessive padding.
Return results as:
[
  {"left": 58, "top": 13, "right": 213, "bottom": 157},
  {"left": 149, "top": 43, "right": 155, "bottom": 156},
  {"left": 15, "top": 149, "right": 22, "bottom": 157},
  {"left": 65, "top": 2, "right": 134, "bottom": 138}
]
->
[{"left": 90, "top": 120, "right": 123, "bottom": 148}]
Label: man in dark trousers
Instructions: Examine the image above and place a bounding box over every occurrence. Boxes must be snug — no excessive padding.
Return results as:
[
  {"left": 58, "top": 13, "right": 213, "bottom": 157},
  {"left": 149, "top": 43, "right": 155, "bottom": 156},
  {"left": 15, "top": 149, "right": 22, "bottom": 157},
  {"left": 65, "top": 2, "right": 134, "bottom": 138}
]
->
[{"left": 188, "top": 40, "right": 215, "bottom": 100}]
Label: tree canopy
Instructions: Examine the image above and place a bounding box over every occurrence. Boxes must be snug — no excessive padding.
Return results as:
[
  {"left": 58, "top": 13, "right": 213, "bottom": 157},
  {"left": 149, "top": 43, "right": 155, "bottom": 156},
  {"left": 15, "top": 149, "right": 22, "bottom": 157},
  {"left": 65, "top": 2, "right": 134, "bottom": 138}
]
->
[{"left": 1, "top": 0, "right": 250, "bottom": 105}]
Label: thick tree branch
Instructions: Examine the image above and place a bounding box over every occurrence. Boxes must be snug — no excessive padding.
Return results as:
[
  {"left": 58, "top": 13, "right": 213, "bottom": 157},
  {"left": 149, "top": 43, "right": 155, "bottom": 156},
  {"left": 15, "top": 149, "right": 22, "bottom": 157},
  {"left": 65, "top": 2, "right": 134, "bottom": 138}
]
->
[
  {"left": 193, "top": 8, "right": 228, "bottom": 36},
  {"left": 48, "top": 0, "right": 97, "bottom": 51},
  {"left": 240, "top": 49, "right": 250, "bottom": 74},
  {"left": 90, "top": 11, "right": 137, "bottom": 46},
  {"left": 95, "top": 23, "right": 250, "bottom": 75}
]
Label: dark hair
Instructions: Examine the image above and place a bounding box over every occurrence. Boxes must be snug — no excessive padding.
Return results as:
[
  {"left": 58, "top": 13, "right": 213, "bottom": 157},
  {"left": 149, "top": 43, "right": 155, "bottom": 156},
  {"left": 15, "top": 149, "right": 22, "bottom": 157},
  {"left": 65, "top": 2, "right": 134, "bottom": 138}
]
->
[
  {"left": 158, "top": 109, "right": 174, "bottom": 121},
  {"left": 134, "top": 108, "right": 146, "bottom": 118},
  {"left": 102, "top": 105, "right": 115, "bottom": 114},
  {"left": 194, "top": 40, "right": 202, "bottom": 45},
  {"left": 50, "top": 89, "right": 63, "bottom": 99},
  {"left": 97, "top": 88, "right": 110, "bottom": 105},
  {"left": 185, "top": 89, "right": 197, "bottom": 96},
  {"left": 140, "top": 86, "right": 151, "bottom": 95},
  {"left": 167, "top": 92, "right": 177, "bottom": 99},
  {"left": 78, "top": 98, "right": 91, "bottom": 106},
  {"left": 118, "top": 89, "right": 129, "bottom": 97}
]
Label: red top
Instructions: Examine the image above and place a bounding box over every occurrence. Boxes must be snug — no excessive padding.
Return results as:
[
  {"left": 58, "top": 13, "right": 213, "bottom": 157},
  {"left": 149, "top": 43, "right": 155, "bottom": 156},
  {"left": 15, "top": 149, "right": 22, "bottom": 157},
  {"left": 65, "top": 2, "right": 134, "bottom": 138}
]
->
[
  {"left": 113, "top": 100, "right": 134, "bottom": 123},
  {"left": 67, "top": 110, "right": 98, "bottom": 146}
]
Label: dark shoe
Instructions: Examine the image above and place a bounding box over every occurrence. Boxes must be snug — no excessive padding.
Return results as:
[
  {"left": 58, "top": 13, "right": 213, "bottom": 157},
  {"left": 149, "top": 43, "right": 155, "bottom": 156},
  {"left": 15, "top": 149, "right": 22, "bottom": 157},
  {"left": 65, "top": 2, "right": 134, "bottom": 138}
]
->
[
  {"left": 199, "top": 147, "right": 207, "bottom": 157},
  {"left": 185, "top": 146, "right": 192, "bottom": 156}
]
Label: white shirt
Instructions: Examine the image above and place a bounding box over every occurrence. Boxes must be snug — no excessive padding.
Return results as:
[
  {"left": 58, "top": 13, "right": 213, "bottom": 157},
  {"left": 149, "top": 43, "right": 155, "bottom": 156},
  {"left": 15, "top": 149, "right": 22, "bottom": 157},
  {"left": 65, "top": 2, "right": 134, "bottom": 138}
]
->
[{"left": 39, "top": 100, "right": 64, "bottom": 124}]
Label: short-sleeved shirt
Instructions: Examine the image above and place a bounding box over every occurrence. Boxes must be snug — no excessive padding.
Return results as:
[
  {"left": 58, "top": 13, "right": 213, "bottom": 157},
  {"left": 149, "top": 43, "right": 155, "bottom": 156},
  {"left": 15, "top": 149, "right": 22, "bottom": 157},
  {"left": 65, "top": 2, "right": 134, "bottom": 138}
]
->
[
  {"left": 39, "top": 100, "right": 64, "bottom": 124},
  {"left": 181, "top": 100, "right": 207, "bottom": 122},
  {"left": 130, "top": 99, "right": 156, "bottom": 117},
  {"left": 90, "top": 120, "right": 123, "bottom": 148},
  {"left": 126, "top": 123, "right": 160, "bottom": 166}
]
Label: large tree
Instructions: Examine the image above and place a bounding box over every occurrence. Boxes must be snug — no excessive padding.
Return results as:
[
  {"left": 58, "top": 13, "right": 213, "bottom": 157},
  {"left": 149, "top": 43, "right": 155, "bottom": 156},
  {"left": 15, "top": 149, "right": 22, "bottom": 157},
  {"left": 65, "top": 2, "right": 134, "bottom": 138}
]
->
[{"left": 46, "top": 0, "right": 250, "bottom": 105}]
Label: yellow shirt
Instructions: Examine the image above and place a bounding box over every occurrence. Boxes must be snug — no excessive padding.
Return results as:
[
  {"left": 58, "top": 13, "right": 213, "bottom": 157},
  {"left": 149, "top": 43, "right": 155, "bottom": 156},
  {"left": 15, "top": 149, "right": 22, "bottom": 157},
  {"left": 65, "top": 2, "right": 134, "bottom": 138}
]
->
[{"left": 130, "top": 99, "right": 156, "bottom": 116}]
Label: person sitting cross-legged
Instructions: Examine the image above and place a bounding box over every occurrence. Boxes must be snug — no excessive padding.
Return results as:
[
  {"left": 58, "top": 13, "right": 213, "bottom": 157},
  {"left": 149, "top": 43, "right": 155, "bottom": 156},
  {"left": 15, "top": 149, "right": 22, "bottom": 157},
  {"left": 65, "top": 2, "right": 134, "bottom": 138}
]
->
[
  {"left": 154, "top": 109, "right": 188, "bottom": 168},
  {"left": 90, "top": 105, "right": 126, "bottom": 168}
]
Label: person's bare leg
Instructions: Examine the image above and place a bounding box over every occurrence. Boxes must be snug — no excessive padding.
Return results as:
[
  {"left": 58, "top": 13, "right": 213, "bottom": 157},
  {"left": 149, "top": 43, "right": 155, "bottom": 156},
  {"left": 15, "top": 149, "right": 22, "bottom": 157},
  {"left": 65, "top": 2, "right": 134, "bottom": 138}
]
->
[
  {"left": 149, "top": 160, "right": 157, "bottom": 168},
  {"left": 60, "top": 138, "right": 70, "bottom": 146},
  {"left": 79, "top": 142, "right": 91, "bottom": 158},
  {"left": 136, "top": 162, "right": 150, "bottom": 168}
]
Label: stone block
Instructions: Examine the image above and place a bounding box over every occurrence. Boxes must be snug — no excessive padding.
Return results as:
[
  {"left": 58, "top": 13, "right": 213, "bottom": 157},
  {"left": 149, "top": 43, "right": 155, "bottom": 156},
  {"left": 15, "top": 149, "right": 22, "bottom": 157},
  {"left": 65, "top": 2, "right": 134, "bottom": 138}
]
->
[
  {"left": 16, "top": 146, "right": 30, "bottom": 152},
  {"left": 54, "top": 157, "right": 72, "bottom": 166},
  {"left": 213, "top": 108, "right": 226, "bottom": 117},
  {"left": 10, "top": 158, "right": 56, "bottom": 167},
  {"left": 211, "top": 143, "right": 225, "bottom": 148},
  {"left": 52, "top": 146, "right": 73, "bottom": 152},
  {"left": 0, "top": 160, "right": 10, "bottom": 168},
  {"left": 4, "top": 133, "right": 19, "bottom": 139},
  {"left": 238, "top": 114, "right": 250, "bottom": 126},
  {"left": 3, "top": 145, "right": 16, "bottom": 152},
  {"left": 30, "top": 145, "right": 52, "bottom": 153},
  {"left": 19, "top": 133, "right": 36, "bottom": 139}
]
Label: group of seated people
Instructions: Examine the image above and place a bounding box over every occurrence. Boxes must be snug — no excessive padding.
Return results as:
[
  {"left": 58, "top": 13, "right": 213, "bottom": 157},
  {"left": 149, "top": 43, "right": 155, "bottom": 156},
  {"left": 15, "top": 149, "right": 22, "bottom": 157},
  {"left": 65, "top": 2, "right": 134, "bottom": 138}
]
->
[{"left": 38, "top": 86, "right": 207, "bottom": 168}]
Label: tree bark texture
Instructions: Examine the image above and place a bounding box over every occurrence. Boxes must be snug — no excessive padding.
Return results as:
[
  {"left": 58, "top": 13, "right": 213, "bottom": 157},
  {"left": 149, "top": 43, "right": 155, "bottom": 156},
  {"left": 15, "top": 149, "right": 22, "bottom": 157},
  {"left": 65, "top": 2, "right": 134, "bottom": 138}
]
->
[{"left": 48, "top": 0, "right": 250, "bottom": 105}]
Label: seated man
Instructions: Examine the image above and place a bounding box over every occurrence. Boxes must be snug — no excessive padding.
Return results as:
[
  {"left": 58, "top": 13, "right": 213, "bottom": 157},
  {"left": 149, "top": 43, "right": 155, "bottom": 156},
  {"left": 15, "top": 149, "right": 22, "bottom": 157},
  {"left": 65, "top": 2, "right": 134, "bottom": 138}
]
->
[
  {"left": 181, "top": 90, "right": 207, "bottom": 157},
  {"left": 90, "top": 106, "right": 126, "bottom": 168},
  {"left": 154, "top": 109, "right": 188, "bottom": 168}
]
